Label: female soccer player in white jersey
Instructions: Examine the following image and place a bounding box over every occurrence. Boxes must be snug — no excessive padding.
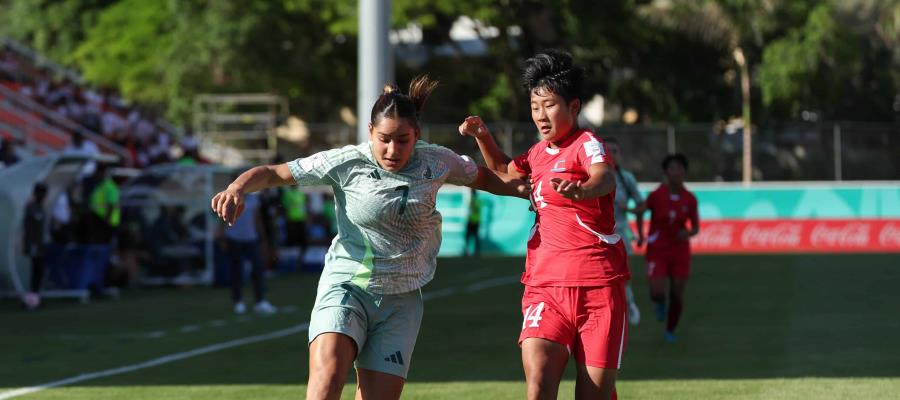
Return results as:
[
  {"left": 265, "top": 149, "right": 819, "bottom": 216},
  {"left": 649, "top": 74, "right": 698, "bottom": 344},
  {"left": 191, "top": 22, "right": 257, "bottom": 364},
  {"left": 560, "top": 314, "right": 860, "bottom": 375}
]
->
[{"left": 212, "top": 76, "right": 526, "bottom": 400}]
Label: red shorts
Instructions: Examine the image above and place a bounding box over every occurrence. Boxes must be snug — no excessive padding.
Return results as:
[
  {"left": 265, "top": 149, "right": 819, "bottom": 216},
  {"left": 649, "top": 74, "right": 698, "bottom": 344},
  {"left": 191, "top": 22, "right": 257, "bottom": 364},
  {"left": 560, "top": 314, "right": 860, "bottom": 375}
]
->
[
  {"left": 646, "top": 247, "right": 691, "bottom": 279},
  {"left": 518, "top": 284, "right": 628, "bottom": 369}
]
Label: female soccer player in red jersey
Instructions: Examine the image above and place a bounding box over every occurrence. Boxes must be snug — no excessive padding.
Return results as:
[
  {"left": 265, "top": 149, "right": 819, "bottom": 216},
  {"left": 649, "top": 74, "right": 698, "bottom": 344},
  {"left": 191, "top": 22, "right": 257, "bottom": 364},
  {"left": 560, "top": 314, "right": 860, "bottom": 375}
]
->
[
  {"left": 639, "top": 153, "right": 699, "bottom": 343},
  {"left": 460, "top": 49, "right": 628, "bottom": 400}
]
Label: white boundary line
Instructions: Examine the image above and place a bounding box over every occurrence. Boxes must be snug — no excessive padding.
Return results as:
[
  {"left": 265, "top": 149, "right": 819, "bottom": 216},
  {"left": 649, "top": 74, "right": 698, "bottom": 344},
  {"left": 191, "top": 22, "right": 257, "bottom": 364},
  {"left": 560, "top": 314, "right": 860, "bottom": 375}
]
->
[
  {"left": 0, "top": 324, "right": 309, "bottom": 400},
  {"left": 0, "top": 274, "right": 521, "bottom": 399}
]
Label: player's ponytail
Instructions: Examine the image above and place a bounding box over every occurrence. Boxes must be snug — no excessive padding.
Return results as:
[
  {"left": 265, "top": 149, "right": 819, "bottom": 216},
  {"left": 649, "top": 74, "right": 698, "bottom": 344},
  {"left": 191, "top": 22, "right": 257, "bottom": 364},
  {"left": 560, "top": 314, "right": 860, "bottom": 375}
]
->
[
  {"left": 407, "top": 74, "right": 438, "bottom": 117},
  {"left": 370, "top": 75, "right": 439, "bottom": 129}
]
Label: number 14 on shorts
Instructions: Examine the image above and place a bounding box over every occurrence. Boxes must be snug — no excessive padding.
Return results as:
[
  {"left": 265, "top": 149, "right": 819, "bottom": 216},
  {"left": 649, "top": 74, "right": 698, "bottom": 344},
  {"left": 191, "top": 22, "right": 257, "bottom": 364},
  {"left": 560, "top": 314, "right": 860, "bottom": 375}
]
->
[{"left": 522, "top": 302, "right": 546, "bottom": 329}]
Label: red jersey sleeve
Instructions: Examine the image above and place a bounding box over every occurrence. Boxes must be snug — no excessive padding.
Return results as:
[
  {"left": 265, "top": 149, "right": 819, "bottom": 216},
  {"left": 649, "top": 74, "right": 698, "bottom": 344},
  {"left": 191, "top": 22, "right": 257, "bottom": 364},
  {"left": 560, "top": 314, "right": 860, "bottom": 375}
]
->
[
  {"left": 576, "top": 134, "right": 612, "bottom": 172},
  {"left": 512, "top": 149, "right": 531, "bottom": 175}
]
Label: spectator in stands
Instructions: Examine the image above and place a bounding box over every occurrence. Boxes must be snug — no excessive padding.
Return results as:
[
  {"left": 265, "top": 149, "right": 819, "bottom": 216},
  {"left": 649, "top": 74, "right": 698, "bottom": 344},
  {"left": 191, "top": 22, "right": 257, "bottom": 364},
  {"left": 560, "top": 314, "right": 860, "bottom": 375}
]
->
[
  {"left": 22, "top": 183, "right": 49, "bottom": 310},
  {"left": 0, "top": 49, "right": 19, "bottom": 81},
  {"left": 219, "top": 191, "right": 277, "bottom": 315},
  {"left": 63, "top": 132, "right": 100, "bottom": 178},
  {"left": 0, "top": 137, "right": 20, "bottom": 168},
  {"left": 101, "top": 107, "right": 127, "bottom": 141},
  {"left": 180, "top": 127, "right": 200, "bottom": 153}
]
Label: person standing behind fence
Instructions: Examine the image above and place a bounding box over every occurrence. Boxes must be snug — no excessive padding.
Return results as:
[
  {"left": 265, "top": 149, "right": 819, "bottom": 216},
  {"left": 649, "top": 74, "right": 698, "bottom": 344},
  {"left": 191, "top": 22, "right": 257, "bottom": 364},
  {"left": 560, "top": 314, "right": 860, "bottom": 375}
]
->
[
  {"left": 221, "top": 191, "right": 277, "bottom": 315},
  {"left": 605, "top": 137, "right": 645, "bottom": 325},
  {"left": 22, "top": 183, "right": 49, "bottom": 310}
]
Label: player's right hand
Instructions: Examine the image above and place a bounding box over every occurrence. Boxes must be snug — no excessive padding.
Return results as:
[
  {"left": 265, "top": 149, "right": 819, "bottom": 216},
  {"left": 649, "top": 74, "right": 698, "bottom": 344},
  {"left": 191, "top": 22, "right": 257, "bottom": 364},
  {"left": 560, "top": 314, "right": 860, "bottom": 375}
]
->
[
  {"left": 211, "top": 188, "right": 245, "bottom": 226},
  {"left": 459, "top": 116, "right": 489, "bottom": 139}
]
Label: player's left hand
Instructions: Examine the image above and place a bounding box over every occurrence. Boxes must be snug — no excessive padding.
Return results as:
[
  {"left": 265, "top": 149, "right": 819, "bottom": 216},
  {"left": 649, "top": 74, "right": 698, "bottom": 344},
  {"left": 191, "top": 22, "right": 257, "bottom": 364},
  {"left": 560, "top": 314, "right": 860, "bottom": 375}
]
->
[
  {"left": 550, "top": 177, "right": 584, "bottom": 200},
  {"left": 515, "top": 178, "right": 532, "bottom": 197}
]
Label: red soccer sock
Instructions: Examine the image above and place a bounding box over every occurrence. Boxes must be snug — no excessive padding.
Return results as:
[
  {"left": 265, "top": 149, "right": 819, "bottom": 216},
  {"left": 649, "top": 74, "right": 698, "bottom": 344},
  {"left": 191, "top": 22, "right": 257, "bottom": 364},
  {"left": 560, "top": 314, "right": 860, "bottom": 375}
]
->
[{"left": 666, "top": 301, "right": 683, "bottom": 333}]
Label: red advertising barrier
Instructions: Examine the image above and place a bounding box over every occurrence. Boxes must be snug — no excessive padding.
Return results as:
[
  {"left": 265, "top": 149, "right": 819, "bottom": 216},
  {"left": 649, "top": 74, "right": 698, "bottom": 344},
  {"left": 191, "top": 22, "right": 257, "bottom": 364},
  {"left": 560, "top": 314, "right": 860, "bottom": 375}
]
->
[{"left": 630, "top": 219, "right": 900, "bottom": 254}]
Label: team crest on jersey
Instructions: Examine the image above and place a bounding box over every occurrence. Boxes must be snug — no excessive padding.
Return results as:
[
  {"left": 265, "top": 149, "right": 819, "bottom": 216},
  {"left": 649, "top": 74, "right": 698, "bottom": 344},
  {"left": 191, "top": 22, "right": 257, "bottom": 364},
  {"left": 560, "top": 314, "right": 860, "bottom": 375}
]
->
[
  {"left": 423, "top": 166, "right": 433, "bottom": 179},
  {"left": 550, "top": 159, "right": 567, "bottom": 172}
]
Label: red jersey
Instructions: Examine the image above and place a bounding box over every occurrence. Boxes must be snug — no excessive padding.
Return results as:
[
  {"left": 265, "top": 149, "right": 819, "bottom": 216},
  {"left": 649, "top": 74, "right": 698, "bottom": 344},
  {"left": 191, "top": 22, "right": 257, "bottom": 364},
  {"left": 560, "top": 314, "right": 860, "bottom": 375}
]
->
[
  {"left": 512, "top": 129, "right": 630, "bottom": 287},
  {"left": 645, "top": 184, "right": 699, "bottom": 253}
]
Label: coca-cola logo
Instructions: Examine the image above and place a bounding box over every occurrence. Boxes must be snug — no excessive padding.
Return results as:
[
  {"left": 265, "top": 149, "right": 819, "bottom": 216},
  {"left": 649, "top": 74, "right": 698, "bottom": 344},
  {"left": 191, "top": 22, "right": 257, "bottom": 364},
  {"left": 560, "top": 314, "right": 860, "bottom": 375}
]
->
[
  {"left": 878, "top": 223, "right": 900, "bottom": 247},
  {"left": 810, "top": 222, "right": 871, "bottom": 248},
  {"left": 741, "top": 223, "right": 803, "bottom": 248},
  {"left": 691, "top": 224, "right": 734, "bottom": 248}
]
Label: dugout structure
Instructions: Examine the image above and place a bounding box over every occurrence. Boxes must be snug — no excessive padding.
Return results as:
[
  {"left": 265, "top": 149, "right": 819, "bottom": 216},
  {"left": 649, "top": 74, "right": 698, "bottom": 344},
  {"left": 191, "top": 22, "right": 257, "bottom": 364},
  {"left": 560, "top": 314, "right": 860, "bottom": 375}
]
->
[
  {"left": 118, "top": 163, "right": 235, "bottom": 286},
  {"left": 0, "top": 154, "right": 98, "bottom": 301}
]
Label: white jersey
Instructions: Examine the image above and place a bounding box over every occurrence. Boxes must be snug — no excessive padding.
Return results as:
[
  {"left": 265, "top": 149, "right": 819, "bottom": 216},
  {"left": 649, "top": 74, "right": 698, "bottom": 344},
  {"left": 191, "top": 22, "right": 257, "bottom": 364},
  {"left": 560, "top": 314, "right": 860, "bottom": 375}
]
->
[{"left": 288, "top": 141, "right": 479, "bottom": 294}]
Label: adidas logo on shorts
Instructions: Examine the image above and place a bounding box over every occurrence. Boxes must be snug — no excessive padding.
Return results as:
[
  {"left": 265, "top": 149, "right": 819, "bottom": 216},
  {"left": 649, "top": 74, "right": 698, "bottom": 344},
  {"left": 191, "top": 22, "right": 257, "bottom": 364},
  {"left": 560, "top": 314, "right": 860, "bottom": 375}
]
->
[{"left": 384, "top": 351, "right": 404, "bottom": 365}]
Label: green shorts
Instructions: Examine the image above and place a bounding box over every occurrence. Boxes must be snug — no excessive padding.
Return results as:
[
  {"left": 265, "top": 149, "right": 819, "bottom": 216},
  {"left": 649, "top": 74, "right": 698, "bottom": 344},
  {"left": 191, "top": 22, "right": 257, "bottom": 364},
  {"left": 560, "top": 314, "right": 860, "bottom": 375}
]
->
[{"left": 308, "top": 282, "right": 423, "bottom": 379}]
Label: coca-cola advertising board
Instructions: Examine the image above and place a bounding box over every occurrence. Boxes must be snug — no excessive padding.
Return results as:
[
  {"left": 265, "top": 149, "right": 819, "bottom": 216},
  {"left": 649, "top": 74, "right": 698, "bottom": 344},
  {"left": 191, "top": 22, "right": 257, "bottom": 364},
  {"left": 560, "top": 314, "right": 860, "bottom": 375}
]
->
[{"left": 629, "top": 219, "right": 900, "bottom": 253}]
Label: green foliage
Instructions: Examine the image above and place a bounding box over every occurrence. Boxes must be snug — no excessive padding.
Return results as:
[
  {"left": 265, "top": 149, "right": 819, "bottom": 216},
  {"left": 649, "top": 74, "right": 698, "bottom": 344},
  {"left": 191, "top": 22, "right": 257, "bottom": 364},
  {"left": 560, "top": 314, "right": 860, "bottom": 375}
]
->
[
  {"left": 0, "top": 0, "right": 113, "bottom": 64},
  {"left": 468, "top": 74, "right": 512, "bottom": 120},
  {"left": 758, "top": 2, "right": 896, "bottom": 119},
  {"left": 1, "top": 0, "right": 896, "bottom": 124}
]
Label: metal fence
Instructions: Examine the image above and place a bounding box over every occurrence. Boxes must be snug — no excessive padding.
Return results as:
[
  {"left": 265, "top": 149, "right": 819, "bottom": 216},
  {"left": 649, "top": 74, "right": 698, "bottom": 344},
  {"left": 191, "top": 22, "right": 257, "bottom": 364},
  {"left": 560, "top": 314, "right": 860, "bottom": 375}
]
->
[{"left": 299, "top": 121, "right": 898, "bottom": 182}]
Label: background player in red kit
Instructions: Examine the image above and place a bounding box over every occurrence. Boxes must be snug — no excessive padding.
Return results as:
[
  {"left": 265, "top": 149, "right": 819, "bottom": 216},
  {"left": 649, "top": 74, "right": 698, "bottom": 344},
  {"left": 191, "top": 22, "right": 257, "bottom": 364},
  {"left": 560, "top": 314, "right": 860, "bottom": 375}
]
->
[
  {"left": 459, "top": 49, "right": 628, "bottom": 400},
  {"left": 639, "top": 153, "right": 699, "bottom": 343}
]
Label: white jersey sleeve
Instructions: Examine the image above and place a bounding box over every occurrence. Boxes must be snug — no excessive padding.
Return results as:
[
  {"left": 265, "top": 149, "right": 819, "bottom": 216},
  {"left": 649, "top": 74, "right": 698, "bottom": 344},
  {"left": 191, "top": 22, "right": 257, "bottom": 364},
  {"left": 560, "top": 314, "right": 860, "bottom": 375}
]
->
[
  {"left": 432, "top": 146, "right": 479, "bottom": 186},
  {"left": 287, "top": 146, "right": 357, "bottom": 186}
]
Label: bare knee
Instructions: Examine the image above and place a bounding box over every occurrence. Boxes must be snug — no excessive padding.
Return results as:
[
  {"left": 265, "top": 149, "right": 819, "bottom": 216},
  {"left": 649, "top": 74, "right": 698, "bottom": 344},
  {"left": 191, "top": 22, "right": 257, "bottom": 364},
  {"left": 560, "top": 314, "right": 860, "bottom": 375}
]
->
[
  {"left": 307, "top": 372, "right": 345, "bottom": 400},
  {"left": 526, "top": 375, "right": 561, "bottom": 400},
  {"left": 307, "top": 333, "right": 357, "bottom": 400},
  {"left": 522, "top": 338, "right": 568, "bottom": 400}
]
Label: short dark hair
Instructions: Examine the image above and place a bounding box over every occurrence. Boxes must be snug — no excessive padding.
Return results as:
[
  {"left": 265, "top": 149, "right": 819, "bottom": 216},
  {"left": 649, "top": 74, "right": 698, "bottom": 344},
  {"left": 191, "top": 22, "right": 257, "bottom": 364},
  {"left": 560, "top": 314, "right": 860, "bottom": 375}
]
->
[
  {"left": 521, "top": 49, "right": 584, "bottom": 103},
  {"left": 370, "top": 74, "right": 439, "bottom": 129},
  {"left": 662, "top": 153, "right": 689, "bottom": 170}
]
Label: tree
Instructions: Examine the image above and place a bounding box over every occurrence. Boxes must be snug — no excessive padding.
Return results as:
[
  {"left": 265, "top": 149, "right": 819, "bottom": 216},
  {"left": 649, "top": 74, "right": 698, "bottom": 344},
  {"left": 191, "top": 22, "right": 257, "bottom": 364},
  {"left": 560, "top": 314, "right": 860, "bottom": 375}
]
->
[
  {"left": 0, "top": 0, "right": 114, "bottom": 64},
  {"left": 637, "top": 0, "right": 797, "bottom": 183},
  {"left": 759, "top": 0, "right": 899, "bottom": 121}
]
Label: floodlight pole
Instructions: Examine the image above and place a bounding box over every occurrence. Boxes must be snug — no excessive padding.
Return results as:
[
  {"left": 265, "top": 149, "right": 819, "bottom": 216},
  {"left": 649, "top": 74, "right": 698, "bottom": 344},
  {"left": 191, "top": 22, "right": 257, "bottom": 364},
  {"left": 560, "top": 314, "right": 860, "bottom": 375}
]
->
[{"left": 358, "top": 0, "right": 393, "bottom": 144}]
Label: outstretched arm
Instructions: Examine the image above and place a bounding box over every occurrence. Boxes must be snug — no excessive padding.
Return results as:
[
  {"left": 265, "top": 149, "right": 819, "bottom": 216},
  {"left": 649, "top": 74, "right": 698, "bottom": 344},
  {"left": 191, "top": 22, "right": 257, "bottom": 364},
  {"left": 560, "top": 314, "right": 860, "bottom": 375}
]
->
[
  {"left": 466, "top": 167, "right": 530, "bottom": 199},
  {"left": 211, "top": 163, "right": 294, "bottom": 225},
  {"left": 550, "top": 163, "right": 616, "bottom": 201},
  {"left": 459, "top": 116, "right": 524, "bottom": 178}
]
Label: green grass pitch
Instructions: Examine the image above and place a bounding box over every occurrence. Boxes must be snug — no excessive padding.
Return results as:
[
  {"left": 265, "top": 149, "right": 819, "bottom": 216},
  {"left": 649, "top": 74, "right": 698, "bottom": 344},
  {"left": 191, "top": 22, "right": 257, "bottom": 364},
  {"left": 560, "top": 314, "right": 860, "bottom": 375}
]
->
[{"left": 2, "top": 254, "right": 899, "bottom": 399}]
